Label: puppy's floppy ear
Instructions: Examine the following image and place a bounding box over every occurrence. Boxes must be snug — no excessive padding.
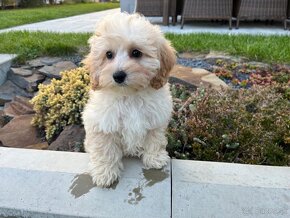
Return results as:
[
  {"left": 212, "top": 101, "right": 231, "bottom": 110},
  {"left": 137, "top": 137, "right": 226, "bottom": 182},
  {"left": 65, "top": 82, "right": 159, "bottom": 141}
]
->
[
  {"left": 150, "top": 40, "right": 176, "bottom": 89},
  {"left": 83, "top": 35, "right": 100, "bottom": 91}
]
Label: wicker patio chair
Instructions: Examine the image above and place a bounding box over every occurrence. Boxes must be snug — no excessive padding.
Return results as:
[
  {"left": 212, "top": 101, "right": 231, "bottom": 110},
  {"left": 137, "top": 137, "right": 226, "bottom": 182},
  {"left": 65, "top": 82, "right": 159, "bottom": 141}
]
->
[
  {"left": 288, "top": 0, "right": 290, "bottom": 18},
  {"left": 135, "top": 0, "right": 164, "bottom": 17},
  {"left": 181, "top": 0, "right": 233, "bottom": 29},
  {"left": 235, "top": 0, "right": 288, "bottom": 29},
  {"left": 135, "top": 0, "right": 177, "bottom": 25}
]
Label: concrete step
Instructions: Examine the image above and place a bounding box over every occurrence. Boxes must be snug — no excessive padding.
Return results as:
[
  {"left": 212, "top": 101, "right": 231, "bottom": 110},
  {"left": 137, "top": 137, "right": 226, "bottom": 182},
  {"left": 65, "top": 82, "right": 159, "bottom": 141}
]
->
[
  {"left": 0, "top": 147, "right": 171, "bottom": 218},
  {"left": 172, "top": 159, "right": 290, "bottom": 218},
  {"left": 0, "top": 54, "right": 17, "bottom": 86},
  {"left": 0, "top": 147, "right": 289, "bottom": 218}
]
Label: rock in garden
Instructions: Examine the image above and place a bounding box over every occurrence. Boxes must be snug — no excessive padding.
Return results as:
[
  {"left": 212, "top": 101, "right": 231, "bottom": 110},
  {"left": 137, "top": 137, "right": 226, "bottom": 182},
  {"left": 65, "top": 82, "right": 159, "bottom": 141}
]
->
[
  {"left": 42, "top": 77, "right": 52, "bottom": 86},
  {"left": 170, "top": 65, "right": 228, "bottom": 90},
  {"left": 178, "top": 52, "right": 206, "bottom": 59},
  {"left": 3, "top": 96, "right": 34, "bottom": 117},
  {"left": 0, "top": 114, "right": 43, "bottom": 148},
  {"left": 28, "top": 57, "right": 62, "bottom": 68},
  {"left": 38, "top": 61, "right": 77, "bottom": 79},
  {"left": 205, "top": 51, "right": 246, "bottom": 63},
  {"left": 201, "top": 74, "right": 228, "bottom": 89},
  {"left": 26, "top": 142, "right": 49, "bottom": 150},
  {"left": 10, "top": 67, "right": 33, "bottom": 77},
  {"left": 48, "top": 125, "right": 85, "bottom": 152},
  {"left": 247, "top": 61, "right": 270, "bottom": 69},
  {"left": 0, "top": 111, "right": 5, "bottom": 128},
  {"left": 205, "top": 51, "right": 230, "bottom": 59},
  {"left": 8, "top": 71, "right": 45, "bottom": 92},
  {"left": 0, "top": 81, "right": 33, "bottom": 106}
]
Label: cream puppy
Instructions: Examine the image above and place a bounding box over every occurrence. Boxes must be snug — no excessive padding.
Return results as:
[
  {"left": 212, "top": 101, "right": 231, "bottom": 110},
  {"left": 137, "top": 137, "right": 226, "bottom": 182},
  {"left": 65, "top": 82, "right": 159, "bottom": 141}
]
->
[{"left": 82, "top": 13, "right": 176, "bottom": 187}]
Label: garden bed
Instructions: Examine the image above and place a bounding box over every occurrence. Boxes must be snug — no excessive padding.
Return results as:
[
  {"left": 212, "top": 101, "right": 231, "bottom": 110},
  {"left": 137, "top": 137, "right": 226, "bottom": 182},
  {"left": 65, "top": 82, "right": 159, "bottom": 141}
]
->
[{"left": 0, "top": 53, "right": 289, "bottom": 166}]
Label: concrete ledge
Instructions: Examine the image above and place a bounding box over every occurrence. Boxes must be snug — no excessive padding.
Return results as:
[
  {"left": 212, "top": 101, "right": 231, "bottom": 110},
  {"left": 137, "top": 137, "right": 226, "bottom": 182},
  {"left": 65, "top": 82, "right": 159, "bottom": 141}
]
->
[
  {"left": 0, "top": 147, "right": 170, "bottom": 218},
  {"left": 172, "top": 159, "right": 290, "bottom": 218},
  {"left": 1, "top": 147, "right": 290, "bottom": 218},
  {"left": 0, "top": 54, "right": 17, "bottom": 86}
]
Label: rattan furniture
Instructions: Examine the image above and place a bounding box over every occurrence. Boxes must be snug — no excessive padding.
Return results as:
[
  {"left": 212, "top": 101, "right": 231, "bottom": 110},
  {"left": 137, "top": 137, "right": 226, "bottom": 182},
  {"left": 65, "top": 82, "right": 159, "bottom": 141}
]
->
[
  {"left": 288, "top": 0, "right": 290, "bottom": 18},
  {"left": 235, "top": 0, "right": 288, "bottom": 29},
  {"left": 181, "top": 0, "right": 233, "bottom": 29},
  {"left": 135, "top": 0, "right": 175, "bottom": 25}
]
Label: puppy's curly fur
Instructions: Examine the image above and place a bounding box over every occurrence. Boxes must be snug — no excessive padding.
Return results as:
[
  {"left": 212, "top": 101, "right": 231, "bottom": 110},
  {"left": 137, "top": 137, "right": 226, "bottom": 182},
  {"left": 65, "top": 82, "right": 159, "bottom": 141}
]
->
[{"left": 82, "top": 13, "right": 176, "bottom": 187}]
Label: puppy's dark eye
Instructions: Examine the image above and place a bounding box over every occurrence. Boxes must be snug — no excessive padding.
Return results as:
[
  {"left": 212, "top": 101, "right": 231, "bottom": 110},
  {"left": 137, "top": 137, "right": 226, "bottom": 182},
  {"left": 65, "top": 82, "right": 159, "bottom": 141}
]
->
[
  {"left": 131, "top": 49, "right": 142, "bottom": 58},
  {"left": 106, "top": 51, "right": 114, "bottom": 60}
]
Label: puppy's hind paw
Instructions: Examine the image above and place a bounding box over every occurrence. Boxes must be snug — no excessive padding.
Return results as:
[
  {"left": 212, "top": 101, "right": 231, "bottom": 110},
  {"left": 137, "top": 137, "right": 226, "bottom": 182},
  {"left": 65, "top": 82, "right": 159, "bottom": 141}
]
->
[{"left": 142, "top": 150, "right": 170, "bottom": 169}]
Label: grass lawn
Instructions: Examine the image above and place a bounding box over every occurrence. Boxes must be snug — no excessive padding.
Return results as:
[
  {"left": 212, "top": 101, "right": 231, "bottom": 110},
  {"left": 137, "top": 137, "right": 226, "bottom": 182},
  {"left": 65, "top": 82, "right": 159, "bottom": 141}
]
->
[
  {"left": 0, "top": 3, "right": 119, "bottom": 30},
  {"left": 0, "top": 31, "right": 289, "bottom": 64}
]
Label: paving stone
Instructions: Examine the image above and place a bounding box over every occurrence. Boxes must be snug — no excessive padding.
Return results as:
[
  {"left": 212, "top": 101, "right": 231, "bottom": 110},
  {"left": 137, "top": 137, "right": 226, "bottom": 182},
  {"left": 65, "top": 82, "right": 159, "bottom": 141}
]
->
[
  {"left": 0, "top": 114, "right": 43, "bottom": 148},
  {"left": 1, "top": 8, "right": 289, "bottom": 36},
  {"left": 38, "top": 61, "right": 77, "bottom": 79},
  {"left": 3, "top": 96, "right": 34, "bottom": 117},
  {"left": 0, "top": 147, "right": 171, "bottom": 218},
  {"left": 28, "top": 57, "right": 62, "bottom": 68},
  {"left": 0, "top": 81, "right": 33, "bottom": 106},
  {"left": 172, "top": 159, "right": 290, "bottom": 218},
  {"left": 10, "top": 67, "right": 33, "bottom": 77},
  {"left": 8, "top": 71, "right": 45, "bottom": 92}
]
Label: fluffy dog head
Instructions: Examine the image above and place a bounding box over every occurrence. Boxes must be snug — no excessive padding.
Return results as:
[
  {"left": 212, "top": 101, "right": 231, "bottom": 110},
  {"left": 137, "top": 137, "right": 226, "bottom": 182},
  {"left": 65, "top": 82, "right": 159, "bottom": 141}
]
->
[{"left": 84, "top": 13, "right": 176, "bottom": 92}]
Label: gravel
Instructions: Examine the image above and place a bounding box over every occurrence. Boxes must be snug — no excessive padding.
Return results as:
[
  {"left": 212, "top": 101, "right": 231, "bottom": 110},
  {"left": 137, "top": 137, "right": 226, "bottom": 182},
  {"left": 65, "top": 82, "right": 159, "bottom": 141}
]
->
[{"left": 177, "top": 58, "right": 213, "bottom": 71}]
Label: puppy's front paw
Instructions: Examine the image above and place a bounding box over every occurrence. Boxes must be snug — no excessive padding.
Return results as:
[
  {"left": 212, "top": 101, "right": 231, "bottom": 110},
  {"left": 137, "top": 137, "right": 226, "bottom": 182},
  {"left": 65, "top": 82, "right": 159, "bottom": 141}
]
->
[
  {"left": 142, "top": 150, "right": 170, "bottom": 169},
  {"left": 89, "top": 161, "right": 122, "bottom": 188}
]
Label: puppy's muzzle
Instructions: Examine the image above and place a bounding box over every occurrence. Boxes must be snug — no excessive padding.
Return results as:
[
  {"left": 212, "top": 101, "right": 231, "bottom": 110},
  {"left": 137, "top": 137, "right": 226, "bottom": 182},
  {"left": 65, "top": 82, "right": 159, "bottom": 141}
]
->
[{"left": 113, "top": 71, "right": 127, "bottom": 84}]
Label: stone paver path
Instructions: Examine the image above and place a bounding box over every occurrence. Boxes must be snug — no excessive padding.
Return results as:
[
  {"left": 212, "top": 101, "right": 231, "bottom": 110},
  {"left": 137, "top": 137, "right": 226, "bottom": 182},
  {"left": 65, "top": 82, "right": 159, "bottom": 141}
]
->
[{"left": 0, "top": 8, "right": 289, "bottom": 35}]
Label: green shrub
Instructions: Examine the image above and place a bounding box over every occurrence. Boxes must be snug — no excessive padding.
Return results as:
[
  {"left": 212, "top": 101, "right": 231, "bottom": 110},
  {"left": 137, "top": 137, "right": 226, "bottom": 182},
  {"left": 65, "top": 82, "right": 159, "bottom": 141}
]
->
[
  {"left": 31, "top": 67, "right": 90, "bottom": 141},
  {"left": 19, "top": 0, "right": 44, "bottom": 8},
  {"left": 168, "top": 84, "right": 290, "bottom": 166}
]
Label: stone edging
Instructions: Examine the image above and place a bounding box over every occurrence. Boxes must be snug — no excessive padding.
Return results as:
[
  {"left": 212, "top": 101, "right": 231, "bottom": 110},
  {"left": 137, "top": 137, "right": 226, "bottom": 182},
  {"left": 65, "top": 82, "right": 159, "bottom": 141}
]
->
[{"left": 0, "top": 147, "right": 289, "bottom": 218}]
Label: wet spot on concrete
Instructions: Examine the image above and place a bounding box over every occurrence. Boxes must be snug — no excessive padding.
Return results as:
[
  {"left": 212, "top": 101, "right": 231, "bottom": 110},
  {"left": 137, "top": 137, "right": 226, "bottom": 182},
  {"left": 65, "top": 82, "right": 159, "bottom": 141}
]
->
[
  {"left": 69, "top": 173, "right": 95, "bottom": 198},
  {"left": 128, "top": 186, "right": 145, "bottom": 205},
  {"left": 142, "top": 168, "right": 169, "bottom": 187},
  {"left": 126, "top": 168, "right": 169, "bottom": 204}
]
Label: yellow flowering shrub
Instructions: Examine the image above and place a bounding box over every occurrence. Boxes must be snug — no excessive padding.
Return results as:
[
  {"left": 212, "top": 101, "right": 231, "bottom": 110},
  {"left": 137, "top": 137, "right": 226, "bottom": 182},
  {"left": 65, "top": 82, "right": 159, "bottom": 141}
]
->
[{"left": 31, "top": 67, "right": 90, "bottom": 141}]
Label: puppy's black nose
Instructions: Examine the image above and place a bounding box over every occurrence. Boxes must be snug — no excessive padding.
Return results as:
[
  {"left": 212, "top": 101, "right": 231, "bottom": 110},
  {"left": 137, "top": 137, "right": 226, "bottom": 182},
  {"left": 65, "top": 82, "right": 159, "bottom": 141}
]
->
[{"left": 113, "top": 71, "right": 127, "bottom": 84}]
